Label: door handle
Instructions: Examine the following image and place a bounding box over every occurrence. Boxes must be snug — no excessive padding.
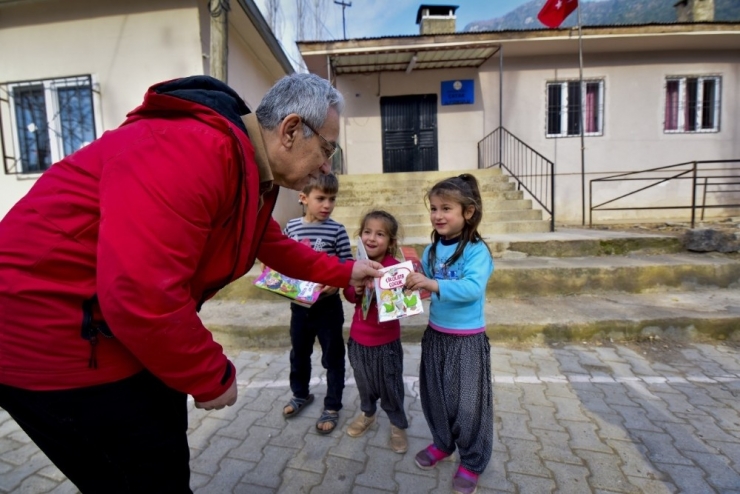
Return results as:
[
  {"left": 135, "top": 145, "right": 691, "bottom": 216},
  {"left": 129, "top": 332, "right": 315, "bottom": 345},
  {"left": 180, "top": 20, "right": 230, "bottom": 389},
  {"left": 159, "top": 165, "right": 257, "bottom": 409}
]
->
[{"left": 413, "top": 134, "right": 418, "bottom": 146}]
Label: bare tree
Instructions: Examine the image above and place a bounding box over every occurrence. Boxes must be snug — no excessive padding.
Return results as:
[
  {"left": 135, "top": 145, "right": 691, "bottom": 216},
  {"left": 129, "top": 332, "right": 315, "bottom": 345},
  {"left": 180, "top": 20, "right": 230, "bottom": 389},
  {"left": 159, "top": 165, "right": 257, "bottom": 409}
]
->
[
  {"left": 313, "top": 0, "right": 326, "bottom": 39},
  {"left": 266, "top": 0, "right": 281, "bottom": 39},
  {"left": 295, "top": 0, "right": 307, "bottom": 40}
]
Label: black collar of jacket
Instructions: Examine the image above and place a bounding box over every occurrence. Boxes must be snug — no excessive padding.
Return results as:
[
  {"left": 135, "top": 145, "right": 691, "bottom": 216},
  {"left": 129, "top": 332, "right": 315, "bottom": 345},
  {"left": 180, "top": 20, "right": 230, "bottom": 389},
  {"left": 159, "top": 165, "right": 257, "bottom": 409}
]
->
[{"left": 155, "top": 76, "right": 251, "bottom": 134}]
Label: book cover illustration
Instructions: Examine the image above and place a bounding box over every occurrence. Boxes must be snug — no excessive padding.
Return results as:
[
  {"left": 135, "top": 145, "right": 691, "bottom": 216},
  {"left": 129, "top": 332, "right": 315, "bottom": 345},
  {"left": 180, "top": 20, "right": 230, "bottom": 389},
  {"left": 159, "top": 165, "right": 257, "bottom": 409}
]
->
[
  {"left": 253, "top": 266, "right": 322, "bottom": 306},
  {"left": 354, "top": 238, "right": 374, "bottom": 320},
  {"left": 375, "top": 260, "right": 424, "bottom": 323},
  {"left": 399, "top": 246, "right": 431, "bottom": 300}
]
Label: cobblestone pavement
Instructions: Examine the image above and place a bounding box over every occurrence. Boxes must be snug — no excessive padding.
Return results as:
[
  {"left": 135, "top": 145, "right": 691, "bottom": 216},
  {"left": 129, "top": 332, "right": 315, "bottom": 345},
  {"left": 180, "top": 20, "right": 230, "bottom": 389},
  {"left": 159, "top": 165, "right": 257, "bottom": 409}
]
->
[{"left": 2, "top": 341, "right": 740, "bottom": 493}]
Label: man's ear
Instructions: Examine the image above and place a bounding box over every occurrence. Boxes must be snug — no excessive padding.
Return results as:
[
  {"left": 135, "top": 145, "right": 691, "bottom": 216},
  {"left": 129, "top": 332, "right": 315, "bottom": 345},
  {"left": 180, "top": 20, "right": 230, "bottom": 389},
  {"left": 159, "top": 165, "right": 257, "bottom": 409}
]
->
[{"left": 279, "top": 113, "right": 302, "bottom": 149}]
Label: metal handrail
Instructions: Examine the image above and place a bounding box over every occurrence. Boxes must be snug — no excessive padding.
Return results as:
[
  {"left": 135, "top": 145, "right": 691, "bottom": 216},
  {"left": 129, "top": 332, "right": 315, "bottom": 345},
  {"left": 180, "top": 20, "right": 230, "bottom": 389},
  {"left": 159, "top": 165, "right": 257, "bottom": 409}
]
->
[
  {"left": 589, "top": 159, "right": 740, "bottom": 227},
  {"left": 478, "top": 126, "right": 555, "bottom": 231}
]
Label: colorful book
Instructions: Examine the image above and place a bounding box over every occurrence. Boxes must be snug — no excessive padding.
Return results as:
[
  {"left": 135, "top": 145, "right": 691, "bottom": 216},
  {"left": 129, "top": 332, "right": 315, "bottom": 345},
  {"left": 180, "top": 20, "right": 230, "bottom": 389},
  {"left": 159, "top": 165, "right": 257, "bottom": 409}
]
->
[
  {"left": 399, "top": 246, "right": 431, "bottom": 300},
  {"left": 375, "top": 260, "right": 424, "bottom": 323},
  {"left": 355, "top": 238, "right": 374, "bottom": 320},
  {"left": 253, "top": 266, "right": 322, "bottom": 306}
]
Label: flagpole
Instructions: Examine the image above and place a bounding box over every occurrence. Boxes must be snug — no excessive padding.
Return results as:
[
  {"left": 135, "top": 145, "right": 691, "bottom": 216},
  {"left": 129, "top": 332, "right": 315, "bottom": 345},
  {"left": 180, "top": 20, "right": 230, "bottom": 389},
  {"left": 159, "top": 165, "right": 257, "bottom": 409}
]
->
[{"left": 577, "top": 2, "right": 586, "bottom": 226}]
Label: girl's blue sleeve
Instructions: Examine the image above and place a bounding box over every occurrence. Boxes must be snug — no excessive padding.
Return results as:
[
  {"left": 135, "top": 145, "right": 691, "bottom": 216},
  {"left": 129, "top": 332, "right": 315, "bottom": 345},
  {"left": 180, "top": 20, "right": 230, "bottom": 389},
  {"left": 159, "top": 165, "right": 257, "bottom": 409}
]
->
[
  {"left": 421, "top": 244, "right": 433, "bottom": 277},
  {"left": 436, "top": 243, "right": 493, "bottom": 303}
]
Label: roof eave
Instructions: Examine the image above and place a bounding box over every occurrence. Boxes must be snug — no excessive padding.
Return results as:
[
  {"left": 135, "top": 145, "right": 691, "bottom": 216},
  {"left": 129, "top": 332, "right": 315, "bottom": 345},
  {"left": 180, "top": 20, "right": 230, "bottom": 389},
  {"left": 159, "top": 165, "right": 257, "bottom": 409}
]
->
[{"left": 235, "top": 0, "right": 294, "bottom": 74}]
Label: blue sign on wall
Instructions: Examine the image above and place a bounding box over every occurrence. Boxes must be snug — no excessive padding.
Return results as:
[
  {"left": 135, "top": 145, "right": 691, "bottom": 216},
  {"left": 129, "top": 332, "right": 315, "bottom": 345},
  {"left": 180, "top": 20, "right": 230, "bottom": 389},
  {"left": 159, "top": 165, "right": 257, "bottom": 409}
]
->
[{"left": 441, "top": 79, "right": 474, "bottom": 105}]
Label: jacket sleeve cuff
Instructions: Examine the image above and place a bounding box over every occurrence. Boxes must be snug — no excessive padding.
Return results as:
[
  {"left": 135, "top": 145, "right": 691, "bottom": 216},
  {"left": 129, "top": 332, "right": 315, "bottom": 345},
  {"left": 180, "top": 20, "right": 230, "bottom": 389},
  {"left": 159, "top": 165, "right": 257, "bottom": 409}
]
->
[{"left": 192, "top": 360, "right": 236, "bottom": 402}]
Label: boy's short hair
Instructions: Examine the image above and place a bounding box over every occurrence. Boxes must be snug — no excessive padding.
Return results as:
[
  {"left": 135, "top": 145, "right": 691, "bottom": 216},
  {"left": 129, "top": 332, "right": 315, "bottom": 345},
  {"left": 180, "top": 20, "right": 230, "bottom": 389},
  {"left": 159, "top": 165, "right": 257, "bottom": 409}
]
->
[{"left": 302, "top": 173, "right": 339, "bottom": 195}]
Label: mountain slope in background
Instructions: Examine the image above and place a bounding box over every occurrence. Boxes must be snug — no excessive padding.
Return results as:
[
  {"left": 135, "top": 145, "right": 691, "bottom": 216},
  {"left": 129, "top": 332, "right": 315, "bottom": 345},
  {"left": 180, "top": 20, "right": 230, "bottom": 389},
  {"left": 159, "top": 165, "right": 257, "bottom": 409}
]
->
[{"left": 465, "top": 0, "right": 740, "bottom": 31}]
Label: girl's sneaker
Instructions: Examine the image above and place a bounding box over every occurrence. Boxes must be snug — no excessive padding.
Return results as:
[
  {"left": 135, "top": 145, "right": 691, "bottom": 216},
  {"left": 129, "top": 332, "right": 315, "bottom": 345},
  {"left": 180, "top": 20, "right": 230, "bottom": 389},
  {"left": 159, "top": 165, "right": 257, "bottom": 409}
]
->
[
  {"left": 452, "top": 466, "right": 479, "bottom": 494},
  {"left": 414, "top": 444, "right": 449, "bottom": 470}
]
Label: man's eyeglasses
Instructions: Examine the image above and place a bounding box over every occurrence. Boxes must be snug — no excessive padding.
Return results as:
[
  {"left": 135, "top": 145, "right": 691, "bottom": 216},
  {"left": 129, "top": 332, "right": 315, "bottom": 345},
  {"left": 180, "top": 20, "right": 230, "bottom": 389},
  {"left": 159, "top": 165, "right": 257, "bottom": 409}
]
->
[{"left": 301, "top": 118, "right": 338, "bottom": 161}]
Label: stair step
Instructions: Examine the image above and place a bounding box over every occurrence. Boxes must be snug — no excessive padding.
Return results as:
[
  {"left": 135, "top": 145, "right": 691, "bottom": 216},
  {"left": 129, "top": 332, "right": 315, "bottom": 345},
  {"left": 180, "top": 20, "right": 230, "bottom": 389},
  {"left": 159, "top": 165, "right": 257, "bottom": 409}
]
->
[
  {"left": 200, "top": 287, "right": 740, "bottom": 347},
  {"left": 337, "top": 168, "right": 504, "bottom": 185},
  {"left": 358, "top": 228, "right": 683, "bottom": 257},
  {"left": 337, "top": 182, "right": 516, "bottom": 197},
  {"left": 490, "top": 252, "right": 740, "bottom": 297},
  {"left": 336, "top": 189, "right": 523, "bottom": 204},
  {"left": 332, "top": 199, "right": 535, "bottom": 217},
  {"left": 401, "top": 220, "right": 552, "bottom": 237},
  {"left": 213, "top": 252, "right": 740, "bottom": 302},
  {"left": 333, "top": 209, "right": 544, "bottom": 227}
]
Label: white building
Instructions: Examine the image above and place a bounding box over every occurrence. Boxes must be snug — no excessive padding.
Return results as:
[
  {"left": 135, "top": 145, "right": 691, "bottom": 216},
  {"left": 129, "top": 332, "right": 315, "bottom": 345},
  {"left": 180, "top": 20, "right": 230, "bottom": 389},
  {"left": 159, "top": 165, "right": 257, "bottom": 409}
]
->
[
  {"left": 298, "top": 4, "right": 740, "bottom": 225},
  {"left": 0, "top": 0, "right": 299, "bottom": 223}
]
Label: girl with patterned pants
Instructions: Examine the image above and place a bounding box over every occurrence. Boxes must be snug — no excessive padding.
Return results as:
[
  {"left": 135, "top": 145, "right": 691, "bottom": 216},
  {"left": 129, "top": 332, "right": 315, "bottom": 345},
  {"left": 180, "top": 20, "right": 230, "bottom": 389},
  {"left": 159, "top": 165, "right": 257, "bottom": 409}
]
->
[
  {"left": 405, "top": 174, "right": 495, "bottom": 494},
  {"left": 343, "top": 210, "right": 409, "bottom": 453}
]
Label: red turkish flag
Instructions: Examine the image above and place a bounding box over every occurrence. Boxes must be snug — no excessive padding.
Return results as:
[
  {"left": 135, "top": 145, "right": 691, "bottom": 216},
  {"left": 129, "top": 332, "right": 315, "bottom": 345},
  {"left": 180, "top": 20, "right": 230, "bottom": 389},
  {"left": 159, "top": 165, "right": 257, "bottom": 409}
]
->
[{"left": 537, "top": 0, "right": 578, "bottom": 28}]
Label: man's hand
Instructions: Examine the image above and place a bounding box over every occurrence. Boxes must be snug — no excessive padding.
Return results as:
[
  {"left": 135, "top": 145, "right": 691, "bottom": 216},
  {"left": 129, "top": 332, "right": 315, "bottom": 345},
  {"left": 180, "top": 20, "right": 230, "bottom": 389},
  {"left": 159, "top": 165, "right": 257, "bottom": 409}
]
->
[
  {"left": 320, "top": 285, "right": 339, "bottom": 295},
  {"left": 350, "top": 259, "right": 382, "bottom": 290},
  {"left": 194, "top": 380, "right": 237, "bottom": 411}
]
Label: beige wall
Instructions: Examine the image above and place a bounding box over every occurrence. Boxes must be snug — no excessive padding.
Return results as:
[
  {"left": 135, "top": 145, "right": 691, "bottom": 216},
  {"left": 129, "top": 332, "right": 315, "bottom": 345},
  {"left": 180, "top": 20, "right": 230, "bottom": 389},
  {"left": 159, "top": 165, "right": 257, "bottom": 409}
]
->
[
  {"left": 337, "top": 68, "right": 484, "bottom": 175},
  {"left": 483, "top": 49, "right": 740, "bottom": 223},
  {"left": 202, "top": 0, "right": 301, "bottom": 226},
  {"left": 0, "top": 0, "right": 301, "bottom": 225},
  {"left": 0, "top": 0, "right": 204, "bottom": 217},
  {"left": 335, "top": 47, "right": 739, "bottom": 224}
]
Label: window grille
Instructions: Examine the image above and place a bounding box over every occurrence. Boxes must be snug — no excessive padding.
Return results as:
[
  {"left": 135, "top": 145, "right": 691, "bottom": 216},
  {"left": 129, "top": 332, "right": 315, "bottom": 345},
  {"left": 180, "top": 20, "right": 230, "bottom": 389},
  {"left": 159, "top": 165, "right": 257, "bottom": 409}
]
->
[
  {"left": 546, "top": 79, "right": 604, "bottom": 138},
  {"left": 664, "top": 76, "right": 720, "bottom": 133},
  {"left": 1, "top": 75, "right": 97, "bottom": 175}
]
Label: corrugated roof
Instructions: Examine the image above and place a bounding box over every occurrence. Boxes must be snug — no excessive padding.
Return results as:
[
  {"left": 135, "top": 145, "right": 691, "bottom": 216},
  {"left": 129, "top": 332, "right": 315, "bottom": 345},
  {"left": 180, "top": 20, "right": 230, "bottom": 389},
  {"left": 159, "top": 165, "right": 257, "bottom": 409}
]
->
[
  {"left": 328, "top": 43, "right": 499, "bottom": 75},
  {"left": 297, "top": 20, "right": 739, "bottom": 44},
  {"left": 298, "top": 22, "right": 739, "bottom": 76}
]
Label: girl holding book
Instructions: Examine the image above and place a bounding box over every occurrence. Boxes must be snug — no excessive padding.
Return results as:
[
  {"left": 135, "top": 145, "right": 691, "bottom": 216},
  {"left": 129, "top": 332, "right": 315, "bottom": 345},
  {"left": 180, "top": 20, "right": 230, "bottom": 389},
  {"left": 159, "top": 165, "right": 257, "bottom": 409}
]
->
[
  {"left": 404, "top": 174, "right": 494, "bottom": 494},
  {"left": 343, "top": 210, "right": 409, "bottom": 454}
]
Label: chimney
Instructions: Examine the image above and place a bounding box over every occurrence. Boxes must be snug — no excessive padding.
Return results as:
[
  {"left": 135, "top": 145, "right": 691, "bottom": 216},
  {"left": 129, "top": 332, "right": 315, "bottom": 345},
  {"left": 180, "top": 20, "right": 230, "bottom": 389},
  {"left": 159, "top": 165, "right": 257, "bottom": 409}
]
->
[
  {"left": 674, "top": 0, "right": 715, "bottom": 22},
  {"left": 416, "top": 4, "right": 458, "bottom": 35}
]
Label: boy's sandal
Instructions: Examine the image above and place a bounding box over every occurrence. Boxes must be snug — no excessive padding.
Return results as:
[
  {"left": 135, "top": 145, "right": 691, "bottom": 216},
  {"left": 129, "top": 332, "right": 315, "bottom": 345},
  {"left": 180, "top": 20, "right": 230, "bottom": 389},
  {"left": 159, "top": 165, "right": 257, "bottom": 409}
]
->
[
  {"left": 283, "top": 394, "right": 314, "bottom": 418},
  {"left": 316, "top": 409, "right": 339, "bottom": 435}
]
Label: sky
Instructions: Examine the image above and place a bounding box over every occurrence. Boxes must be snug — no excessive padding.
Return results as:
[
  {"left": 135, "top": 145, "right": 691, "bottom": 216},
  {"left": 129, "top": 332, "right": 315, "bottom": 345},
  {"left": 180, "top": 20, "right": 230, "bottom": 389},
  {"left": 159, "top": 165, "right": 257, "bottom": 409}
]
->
[{"left": 253, "top": 0, "right": 600, "bottom": 70}]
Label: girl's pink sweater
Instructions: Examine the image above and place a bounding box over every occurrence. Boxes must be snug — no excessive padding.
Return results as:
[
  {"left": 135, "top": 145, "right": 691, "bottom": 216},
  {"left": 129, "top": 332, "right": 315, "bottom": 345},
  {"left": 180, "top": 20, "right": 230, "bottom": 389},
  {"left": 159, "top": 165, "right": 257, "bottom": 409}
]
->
[{"left": 343, "top": 254, "right": 401, "bottom": 346}]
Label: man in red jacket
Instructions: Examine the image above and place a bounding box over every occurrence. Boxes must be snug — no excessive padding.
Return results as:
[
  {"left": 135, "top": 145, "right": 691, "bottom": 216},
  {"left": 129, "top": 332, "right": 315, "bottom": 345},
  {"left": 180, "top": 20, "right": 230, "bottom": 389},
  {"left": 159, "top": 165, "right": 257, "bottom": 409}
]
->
[{"left": 0, "top": 74, "right": 380, "bottom": 493}]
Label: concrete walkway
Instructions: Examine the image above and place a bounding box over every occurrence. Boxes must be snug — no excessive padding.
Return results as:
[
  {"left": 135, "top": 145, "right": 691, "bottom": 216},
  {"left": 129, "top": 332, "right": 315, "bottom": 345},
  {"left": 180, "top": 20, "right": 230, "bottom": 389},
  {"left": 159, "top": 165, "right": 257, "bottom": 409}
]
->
[{"left": 3, "top": 340, "right": 740, "bottom": 493}]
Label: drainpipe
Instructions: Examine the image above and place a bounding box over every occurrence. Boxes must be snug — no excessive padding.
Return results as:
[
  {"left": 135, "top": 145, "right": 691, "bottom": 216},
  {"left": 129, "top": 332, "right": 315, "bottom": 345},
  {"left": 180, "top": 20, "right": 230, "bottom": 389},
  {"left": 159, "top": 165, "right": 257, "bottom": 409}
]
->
[
  {"left": 498, "top": 44, "right": 503, "bottom": 167},
  {"left": 210, "top": 0, "right": 230, "bottom": 82}
]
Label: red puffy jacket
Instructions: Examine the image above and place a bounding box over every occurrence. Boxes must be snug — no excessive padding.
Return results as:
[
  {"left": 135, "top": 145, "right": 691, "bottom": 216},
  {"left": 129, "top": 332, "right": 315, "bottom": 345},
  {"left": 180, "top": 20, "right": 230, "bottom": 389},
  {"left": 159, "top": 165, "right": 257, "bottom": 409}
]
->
[{"left": 0, "top": 77, "right": 353, "bottom": 402}]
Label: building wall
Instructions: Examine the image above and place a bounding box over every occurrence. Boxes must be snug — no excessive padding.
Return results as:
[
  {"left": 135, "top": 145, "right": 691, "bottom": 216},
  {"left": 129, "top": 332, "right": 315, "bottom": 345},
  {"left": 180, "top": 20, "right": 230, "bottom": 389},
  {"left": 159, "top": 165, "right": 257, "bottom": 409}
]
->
[
  {"left": 228, "top": 28, "right": 301, "bottom": 226},
  {"left": 0, "top": 0, "right": 204, "bottom": 218},
  {"left": 337, "top": 47, "right": 739, "bottom": 224},
  {"left": 482, "top": 49, "right": 740, "bottom": 223},
  {"left": 0, "top": 0, "right": 300, "bottom": 226},
  {"left": 337, "top": 67, "right": 484, "bottom": 176}
]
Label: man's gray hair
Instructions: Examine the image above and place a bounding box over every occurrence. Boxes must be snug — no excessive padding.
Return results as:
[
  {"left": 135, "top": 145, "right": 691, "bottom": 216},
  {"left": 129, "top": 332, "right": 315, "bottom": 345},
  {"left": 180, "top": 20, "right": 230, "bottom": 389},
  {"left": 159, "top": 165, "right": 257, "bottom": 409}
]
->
[{"left": 256, "top": 73, "right": 344, "bottom": 137}]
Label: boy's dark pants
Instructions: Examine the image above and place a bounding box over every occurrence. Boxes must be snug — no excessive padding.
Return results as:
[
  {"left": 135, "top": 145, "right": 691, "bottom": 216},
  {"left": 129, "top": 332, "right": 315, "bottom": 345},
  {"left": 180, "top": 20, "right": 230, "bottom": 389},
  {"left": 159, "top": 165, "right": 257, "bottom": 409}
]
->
[
  {"left": 0, "top": 370, "right": 190, "bottom": 493},
  {"left": 289, "top": 293, "right": 345, "bottom": 411}
]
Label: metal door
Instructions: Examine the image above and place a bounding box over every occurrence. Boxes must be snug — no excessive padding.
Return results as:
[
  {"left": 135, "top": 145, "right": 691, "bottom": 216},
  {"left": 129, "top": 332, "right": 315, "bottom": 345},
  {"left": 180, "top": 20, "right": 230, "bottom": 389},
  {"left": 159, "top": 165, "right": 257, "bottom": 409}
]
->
[{"left": 380, "top": 94, "right": 438, "bottom": 173}]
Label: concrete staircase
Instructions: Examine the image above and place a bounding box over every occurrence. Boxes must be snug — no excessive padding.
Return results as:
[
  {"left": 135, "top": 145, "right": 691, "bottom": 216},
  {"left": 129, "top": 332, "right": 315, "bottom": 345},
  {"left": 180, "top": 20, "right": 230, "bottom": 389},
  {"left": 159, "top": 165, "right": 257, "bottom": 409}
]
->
[
  {"left": 332, "top": 168, "right": 551, "bottom": 238},
  {"left": 199, "top": 228, "right": 740, "bottom": 351}
]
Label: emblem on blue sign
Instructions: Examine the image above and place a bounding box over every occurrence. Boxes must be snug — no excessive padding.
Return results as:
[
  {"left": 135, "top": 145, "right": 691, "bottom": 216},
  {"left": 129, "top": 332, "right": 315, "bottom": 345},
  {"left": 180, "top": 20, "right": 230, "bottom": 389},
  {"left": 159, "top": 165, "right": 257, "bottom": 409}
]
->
[{"left": 441, "top": 79, "right": 474, "bottom": 105}]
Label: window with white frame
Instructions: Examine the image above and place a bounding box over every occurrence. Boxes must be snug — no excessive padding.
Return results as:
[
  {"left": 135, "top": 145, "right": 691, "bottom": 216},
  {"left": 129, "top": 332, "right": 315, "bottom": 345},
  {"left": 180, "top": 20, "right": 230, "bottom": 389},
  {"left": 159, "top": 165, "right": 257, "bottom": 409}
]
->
[
  {"left": 664, "top": 76, "right": 720, "bottom": 133},
  {"left": 546, "top": 80, "right": 604, "bottom": 138},
  {"left": 2, "top": 75, "right": 97, "bottom": 174}
]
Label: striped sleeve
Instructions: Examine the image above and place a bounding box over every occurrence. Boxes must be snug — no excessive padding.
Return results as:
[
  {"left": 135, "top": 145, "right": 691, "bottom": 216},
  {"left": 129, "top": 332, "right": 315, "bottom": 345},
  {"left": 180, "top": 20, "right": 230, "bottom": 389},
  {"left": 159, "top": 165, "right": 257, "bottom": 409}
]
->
[{"left": 335, "top": 223, "right": 353, "bottom": 260}]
